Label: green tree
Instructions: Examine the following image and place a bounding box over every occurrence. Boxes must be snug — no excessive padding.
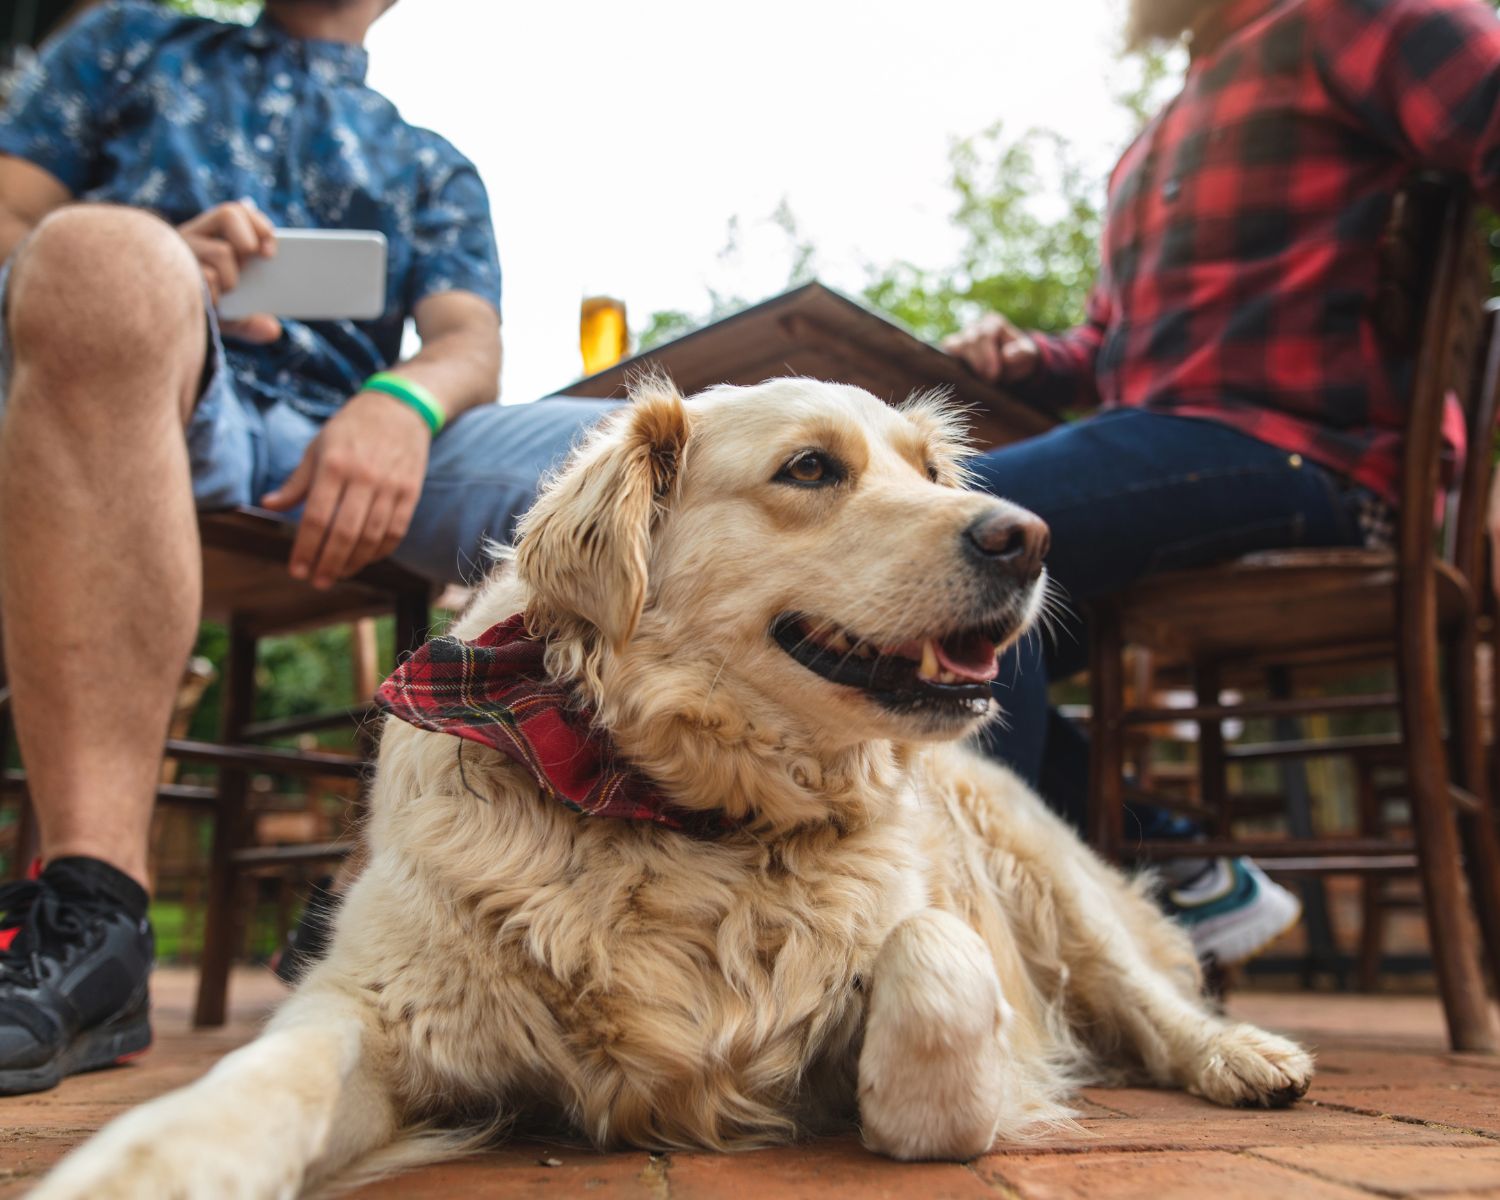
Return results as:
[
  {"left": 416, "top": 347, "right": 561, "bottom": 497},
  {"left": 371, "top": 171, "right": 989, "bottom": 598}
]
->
[
  {"left": 861, "top": 125, "right": 1103, "bottom": 342},
  {"left": 859, "top": 45, "right": 1180, "bottom": 339}
]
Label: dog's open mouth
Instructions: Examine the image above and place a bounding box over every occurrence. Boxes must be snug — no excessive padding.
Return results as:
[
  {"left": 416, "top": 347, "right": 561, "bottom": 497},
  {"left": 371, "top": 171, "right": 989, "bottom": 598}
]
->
[{"left": 771, "top": 612, "right": 1011, "bottom": 714}]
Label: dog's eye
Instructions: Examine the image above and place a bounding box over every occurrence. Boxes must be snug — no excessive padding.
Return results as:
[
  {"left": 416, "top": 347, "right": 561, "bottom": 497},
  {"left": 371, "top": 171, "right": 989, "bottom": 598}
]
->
[
  {"left": 776, "top": 450, "right": 841, "bottom": 487},
  {"left": 926, "top": 463, "right": 941, "bottom": 483}
]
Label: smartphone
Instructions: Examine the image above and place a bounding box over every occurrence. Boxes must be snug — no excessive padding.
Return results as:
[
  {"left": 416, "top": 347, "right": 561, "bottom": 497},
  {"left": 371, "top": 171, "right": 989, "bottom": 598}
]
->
[{"left": 218, "top": 229, "right": 388, "bottom": 322}]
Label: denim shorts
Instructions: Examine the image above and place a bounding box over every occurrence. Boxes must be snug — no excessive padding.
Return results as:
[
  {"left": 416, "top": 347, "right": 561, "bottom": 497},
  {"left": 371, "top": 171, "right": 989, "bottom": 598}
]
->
[{"left": 0, "top": 262, "right": 619, "bottom": 585}]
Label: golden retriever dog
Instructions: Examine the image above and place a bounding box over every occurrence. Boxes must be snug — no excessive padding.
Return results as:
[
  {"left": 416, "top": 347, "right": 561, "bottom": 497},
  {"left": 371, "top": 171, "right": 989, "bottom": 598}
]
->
[{"left": 31, "top": 377, "right": 1312, "bottom": 1198}]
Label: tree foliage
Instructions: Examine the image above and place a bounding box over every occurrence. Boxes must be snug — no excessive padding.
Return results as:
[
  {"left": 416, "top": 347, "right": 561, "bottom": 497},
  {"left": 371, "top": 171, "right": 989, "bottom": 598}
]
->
[{"left": 862, "top": 126, "right": 1103, "bottom": 341}]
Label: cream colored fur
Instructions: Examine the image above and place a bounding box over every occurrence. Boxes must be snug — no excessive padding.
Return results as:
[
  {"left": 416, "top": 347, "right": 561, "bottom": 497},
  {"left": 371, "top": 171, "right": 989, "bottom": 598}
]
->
[{"left": 31, "top": 378, "right": 1312, "bottom": 1199}]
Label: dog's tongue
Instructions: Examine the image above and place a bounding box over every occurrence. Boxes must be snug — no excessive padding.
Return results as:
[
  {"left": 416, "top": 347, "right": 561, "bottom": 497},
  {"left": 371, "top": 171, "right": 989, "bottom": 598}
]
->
[
  {"left": 887, "top": 633, "right": 1001, "bottom": 683},
  {"left": 935, "top": 634, "right": 1000, "bottom": 683}
]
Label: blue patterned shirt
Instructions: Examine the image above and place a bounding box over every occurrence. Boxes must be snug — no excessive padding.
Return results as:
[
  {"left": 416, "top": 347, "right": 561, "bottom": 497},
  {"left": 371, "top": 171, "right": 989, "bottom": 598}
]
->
[{"left": 0, "top": 1, "right": 503, "bottom": 421}]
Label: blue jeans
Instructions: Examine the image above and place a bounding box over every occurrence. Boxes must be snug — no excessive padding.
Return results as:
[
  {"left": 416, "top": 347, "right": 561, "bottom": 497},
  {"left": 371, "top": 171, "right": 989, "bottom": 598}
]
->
[{"left": 968, "top": 408, "right": 1368, "bottom": 836}]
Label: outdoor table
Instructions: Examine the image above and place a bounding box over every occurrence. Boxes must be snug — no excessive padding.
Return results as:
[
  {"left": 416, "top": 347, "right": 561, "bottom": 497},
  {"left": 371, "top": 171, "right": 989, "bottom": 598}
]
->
[{"left": 550, "top": 281, "right": 1055, "bottom": 451}]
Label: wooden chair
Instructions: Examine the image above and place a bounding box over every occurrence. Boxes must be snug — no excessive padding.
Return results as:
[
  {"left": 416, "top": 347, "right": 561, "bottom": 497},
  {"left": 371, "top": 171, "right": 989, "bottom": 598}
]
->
[
  {"left": 0, "top": 506, "right": 433, "bottom": 1027},
  {"left": 1086, "top": 178, "right": 1500, "bottom": 1052}
]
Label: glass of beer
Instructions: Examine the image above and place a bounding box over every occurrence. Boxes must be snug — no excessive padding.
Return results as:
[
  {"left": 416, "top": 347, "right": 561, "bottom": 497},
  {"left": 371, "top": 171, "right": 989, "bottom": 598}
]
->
[{"left": 580, "top": 296, "right": 629, "bottom": 376}]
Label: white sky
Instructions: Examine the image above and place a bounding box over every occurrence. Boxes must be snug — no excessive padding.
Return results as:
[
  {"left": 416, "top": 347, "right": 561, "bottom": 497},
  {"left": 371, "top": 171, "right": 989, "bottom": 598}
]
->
[{"left": 365, "top": 0, "right": 1152, "bottom": 404}]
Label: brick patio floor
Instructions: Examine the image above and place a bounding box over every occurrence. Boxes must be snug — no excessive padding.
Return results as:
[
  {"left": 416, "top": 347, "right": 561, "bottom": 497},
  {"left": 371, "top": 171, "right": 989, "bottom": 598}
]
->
[{"left": 2, "top": 969, "right": 1498, "bottom": 1199}]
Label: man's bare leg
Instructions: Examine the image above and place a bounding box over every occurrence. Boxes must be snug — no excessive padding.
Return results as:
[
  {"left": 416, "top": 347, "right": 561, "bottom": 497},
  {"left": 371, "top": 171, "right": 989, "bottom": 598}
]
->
[{"left": 0, "top": 205, "right": 207, "bottom": 890}]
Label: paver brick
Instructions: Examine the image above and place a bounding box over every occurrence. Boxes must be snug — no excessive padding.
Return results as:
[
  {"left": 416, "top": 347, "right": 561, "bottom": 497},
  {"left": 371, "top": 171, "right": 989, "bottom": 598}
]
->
[
  {"left": 668, "top": 1139, "right": 997, "bottom": 1200},
  {"left": 1252, "top": 1144, "right": 1500, "bottom": 1194},
  {"left": 977, "top": 1149, "right": 1373, "bottom": 1200},
  {"left": 996, "top": 1109, "right": 1490, "bottom": 1155},
  {"left": 1311, "top": 1049, "right": 1500, "bottom": 1090},
  {"left": 1310, "top": 1085, "right": 1500, "bottom": 1139},
  {"left": 351, "top": 1144, "right": 661, "bottom": 1199}
]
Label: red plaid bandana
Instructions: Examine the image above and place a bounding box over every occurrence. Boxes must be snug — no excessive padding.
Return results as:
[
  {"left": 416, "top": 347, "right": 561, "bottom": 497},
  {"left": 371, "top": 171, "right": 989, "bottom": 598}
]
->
[{"left": 375, "top": 615, "right": 728, "bottom": 835}]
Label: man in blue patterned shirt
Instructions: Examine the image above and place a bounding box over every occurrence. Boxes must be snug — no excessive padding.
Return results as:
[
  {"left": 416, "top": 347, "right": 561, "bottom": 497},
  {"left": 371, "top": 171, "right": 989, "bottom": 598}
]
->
[{"left": 0, "top": 0, "right": 614, "bottom": 1093}]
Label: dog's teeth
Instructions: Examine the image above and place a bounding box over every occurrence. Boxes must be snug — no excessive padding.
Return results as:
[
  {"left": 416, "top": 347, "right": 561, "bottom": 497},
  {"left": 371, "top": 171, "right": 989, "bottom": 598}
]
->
[
  {"left": 828, "top": 630, "right": 852, "bottom": 654},
  {"left": 919, "top": 640, "right": 940, "bottom": 681},
  {"left": 938, "top": 669, "right": 958, "bottom": 685}
]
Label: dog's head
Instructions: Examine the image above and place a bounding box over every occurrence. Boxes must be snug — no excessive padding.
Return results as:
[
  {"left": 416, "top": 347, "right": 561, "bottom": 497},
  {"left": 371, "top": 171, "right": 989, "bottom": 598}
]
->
[{"left": 514, "top": 376, "right": 1049, "bottom": 758}]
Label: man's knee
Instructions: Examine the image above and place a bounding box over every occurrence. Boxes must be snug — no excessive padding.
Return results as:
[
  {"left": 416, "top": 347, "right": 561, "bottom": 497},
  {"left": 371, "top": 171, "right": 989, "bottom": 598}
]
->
[{"left": 7, "top": 205, "right": 204, "bottom": 377}]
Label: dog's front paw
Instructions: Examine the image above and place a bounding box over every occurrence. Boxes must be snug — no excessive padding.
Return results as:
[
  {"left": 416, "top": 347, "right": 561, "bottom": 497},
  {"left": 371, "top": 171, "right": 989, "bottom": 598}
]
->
[
  {"left": 858, "top": 910, "right": 1010, "bottom": 1161},
  {"left": 1188, "top": 1022, "right": 1313, "bottom": 1108}
]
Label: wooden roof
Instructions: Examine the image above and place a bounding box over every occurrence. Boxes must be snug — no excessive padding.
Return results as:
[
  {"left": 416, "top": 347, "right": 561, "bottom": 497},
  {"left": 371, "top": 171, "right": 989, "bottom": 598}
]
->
[{"left": 549, "top": 282, "right": 1055, "bottom": 450}]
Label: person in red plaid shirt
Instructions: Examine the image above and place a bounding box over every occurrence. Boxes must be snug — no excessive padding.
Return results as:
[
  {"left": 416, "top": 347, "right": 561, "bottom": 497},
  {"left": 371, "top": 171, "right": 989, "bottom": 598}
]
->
[{"left": 946, "top": 0, "right": 1500, "bottom": 966}]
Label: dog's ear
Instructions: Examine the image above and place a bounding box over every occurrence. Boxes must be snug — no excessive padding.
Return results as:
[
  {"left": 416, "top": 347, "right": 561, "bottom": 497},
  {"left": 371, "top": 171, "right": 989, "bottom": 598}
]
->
[{"left": 515, "top": 378, "right": 689, "bottom": 648}]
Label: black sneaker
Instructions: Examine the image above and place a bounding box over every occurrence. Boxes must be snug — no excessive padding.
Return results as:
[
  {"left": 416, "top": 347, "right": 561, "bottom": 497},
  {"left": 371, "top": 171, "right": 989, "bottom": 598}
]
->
[{"left": 0, "top": 872, "right": 154, "bottom": 1095}]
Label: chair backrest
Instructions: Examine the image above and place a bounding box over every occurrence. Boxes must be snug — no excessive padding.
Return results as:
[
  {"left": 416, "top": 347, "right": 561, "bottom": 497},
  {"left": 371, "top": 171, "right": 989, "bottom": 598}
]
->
[{"left": 1380, "top": 176, "right": 1493, "bottom": 580}]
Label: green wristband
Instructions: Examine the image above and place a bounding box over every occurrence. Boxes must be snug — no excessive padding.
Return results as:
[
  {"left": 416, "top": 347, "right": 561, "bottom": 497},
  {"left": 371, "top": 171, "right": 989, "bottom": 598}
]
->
[{"left": 364, "top": 372, "right": 446, "bottom": 436}]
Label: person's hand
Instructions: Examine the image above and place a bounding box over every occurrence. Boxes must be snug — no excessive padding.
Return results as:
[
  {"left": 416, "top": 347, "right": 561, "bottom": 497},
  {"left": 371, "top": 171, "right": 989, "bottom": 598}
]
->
[
  {"left": 261, "top": 391, "right": 433, "bottom": 588},
  {"left": 942, "top": 313, "right": 1039, "bottom": 384},
  {"left": 177, "top": 200, "right": 281, "bottom": 345}
]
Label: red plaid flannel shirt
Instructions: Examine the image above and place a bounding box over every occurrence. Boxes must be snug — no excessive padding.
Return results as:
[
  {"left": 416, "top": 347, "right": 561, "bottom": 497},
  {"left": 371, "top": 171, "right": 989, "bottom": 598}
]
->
[
  {"left": 1011, "top": 0, "right": 1500, "bottom": 503},
  {"left": 376, "top": 615, "right": 727, "bottom": 836}
]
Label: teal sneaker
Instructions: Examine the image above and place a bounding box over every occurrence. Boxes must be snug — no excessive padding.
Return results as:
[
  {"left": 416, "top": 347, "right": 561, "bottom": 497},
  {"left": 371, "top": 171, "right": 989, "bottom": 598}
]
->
[{"left": 1163, "top": 858, "right": 1302, "bottom": 966}]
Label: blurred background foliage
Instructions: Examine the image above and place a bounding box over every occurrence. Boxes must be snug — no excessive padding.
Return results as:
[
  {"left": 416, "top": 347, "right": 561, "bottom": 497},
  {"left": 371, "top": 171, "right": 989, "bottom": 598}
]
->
[{"left": 860, "top": 125, "right": 1103, "bottom": 343}]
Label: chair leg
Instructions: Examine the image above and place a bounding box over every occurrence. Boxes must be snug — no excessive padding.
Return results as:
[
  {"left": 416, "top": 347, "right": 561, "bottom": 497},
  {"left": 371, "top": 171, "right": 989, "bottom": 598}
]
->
[
  {"left": 1196, "top": 661, "right": 1228, "bottom": 835},
  {"left": 1400, "top": 604, "right": 1498, "bottom": 1052},
  {"left": 1459, "top": 805, "right": 1500, "bottom": 1003},
  {"left": 11, "top": 796, "right": 37, "bottom": 881},
  {"left": 1269, "top": 666, "right": 1342, "bottom": 989},
  {"left": 193, "top": 622, "right": 257, "bottom": 1029},
  {"left": 0, "top": 653, "right": 32, "bottom": 882},
  {"left": 1355, "top": 760, "right": 1387, "bottom": 992},
  {"left": 1447, "top": 630, "right": 1500, "bottom": 1001},
  {"left": 1088, "top": 603, "right": 1126, "bottom": 861}
]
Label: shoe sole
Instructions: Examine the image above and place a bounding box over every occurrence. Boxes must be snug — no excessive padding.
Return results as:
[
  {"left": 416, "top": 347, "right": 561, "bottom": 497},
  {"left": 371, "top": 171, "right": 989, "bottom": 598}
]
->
[
  {"left": 0, "top": 1010, "right": 152, "bottom": 1096},
  {"left": 1189, "top": 876, "right": 1303, "bottom": 967}
]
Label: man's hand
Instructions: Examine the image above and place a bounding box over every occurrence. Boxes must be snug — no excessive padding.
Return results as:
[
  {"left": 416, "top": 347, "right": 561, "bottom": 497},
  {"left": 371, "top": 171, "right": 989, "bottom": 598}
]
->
[
  {"left": 942, "top": 313, "right": 1040, "bottom": 385},
  {"left": 261, "top": 392, "right": 431, "bottom": 588},
  {"left": 177, "top": 200, "right": 281, "bottom": 345}
]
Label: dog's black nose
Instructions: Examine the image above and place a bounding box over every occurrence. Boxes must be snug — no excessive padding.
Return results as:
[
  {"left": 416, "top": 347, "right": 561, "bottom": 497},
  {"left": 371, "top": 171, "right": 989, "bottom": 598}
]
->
[{"left": 963, "top": 509, "right": 1050, "bottom": 579}]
